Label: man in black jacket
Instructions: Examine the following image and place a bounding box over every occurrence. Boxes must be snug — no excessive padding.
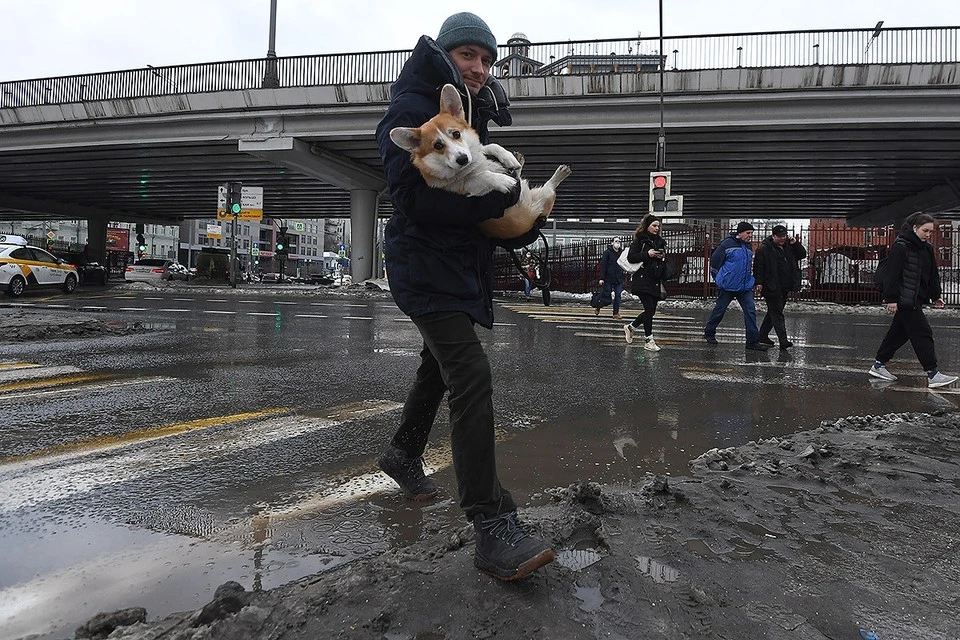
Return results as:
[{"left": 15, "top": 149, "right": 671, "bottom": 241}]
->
[
  {"left": 374, "top": 12, "right": 554, "bottom": 581},
  {"left": 753, "top": 225, "right": 806, "bottom": 350}
]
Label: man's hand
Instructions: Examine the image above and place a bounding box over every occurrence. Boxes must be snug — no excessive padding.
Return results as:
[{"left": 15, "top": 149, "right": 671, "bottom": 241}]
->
[
  {"left": 935, "top": 298, "right": 945, "bottom": 309},
  {"left": 887, "top": 302, "right": 898, "bottom": 314},
  {"left": 755, "top": 284, "right": 762, "bottom": 295},
  {"left": 599, "top": 279, "right": 604, "bottom": 285}
]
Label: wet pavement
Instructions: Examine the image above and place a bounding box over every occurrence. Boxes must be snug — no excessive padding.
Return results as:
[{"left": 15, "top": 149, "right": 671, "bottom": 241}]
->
[{"left": 1, "top": 286, "right": 958, "bottom": 639}]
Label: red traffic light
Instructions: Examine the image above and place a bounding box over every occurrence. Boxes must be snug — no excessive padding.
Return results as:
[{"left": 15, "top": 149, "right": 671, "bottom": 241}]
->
[{"left": 652, "top": 175, "right": 667, "bottom": 189}]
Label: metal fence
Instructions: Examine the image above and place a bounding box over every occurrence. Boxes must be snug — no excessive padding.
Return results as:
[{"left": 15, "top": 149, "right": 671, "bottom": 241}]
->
[
  {"left": 494, "top": 223, "right": 960, "bottom": 306},
  {"left": 2, "top": 26, "right": 957, "bottom": 108}
]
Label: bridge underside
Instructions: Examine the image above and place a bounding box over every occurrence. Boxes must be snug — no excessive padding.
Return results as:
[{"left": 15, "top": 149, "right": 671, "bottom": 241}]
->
[{"left": 1, "top": 66, "right": 959, "bottom": 227}]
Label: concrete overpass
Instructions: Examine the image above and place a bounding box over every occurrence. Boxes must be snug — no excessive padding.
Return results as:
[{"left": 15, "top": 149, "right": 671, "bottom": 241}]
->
[{"left": 1, "top": 28, "right": 959, "bottom": 279}]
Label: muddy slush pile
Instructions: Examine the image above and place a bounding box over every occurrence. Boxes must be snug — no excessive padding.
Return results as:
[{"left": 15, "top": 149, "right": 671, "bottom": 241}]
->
[
  {"left": 0, "top": 310, "right": 149, "bottom": 343},
  {"left": 70, "top": 410, "right": 958, "bottom": 640}
]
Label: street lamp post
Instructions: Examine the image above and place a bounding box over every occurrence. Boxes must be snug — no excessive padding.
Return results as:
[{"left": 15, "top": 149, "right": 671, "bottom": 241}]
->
[{"left": 262, "top": 0, "right": 280, "bottom": 88}]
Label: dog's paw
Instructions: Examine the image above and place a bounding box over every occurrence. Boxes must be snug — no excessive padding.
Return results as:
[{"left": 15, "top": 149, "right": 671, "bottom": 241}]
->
[
  {"left": 489, "top": 172, "right": 519, "bottom": 193},
  {"left": 513, "top": 152, "right": 525, "bottom": 169}
]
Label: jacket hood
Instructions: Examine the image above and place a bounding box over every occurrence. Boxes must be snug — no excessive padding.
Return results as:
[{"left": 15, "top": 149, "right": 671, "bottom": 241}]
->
[{"left": 391, "top": 36, "right": 512, "bottom": 127}]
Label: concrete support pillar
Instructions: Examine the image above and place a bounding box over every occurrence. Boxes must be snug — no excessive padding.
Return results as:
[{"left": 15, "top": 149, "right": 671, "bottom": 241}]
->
[
  {"left": 86, "top": 217, "right": 109, "bottom": 263},
  {"left": 349, "top": 189, "right": 378, "bottom": 282}
]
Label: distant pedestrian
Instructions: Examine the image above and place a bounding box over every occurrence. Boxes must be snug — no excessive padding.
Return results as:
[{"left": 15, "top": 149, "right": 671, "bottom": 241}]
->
[
  {"left": 703, "top": 221, "right": 771, "bottom": 351},
  {"left": 868, "top": 212, "right": 958, "bottom": 388},
  {"left": 753, "top": 225, "right": 806, "bottom": 350},
  {"left": 596, "top": 238, "right": 625, "bottom": 318},
  {"left": 522, "top": 250, "right": 535, "bottom": 299},
  {"left": 623, "top": 215, "right": 668, "bottom": 351}
]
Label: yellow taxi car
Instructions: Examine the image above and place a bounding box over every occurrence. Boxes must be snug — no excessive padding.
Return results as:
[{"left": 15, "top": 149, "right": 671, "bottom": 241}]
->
[{"left": 0, "top": 235, "right": 79, "bottom": 297}]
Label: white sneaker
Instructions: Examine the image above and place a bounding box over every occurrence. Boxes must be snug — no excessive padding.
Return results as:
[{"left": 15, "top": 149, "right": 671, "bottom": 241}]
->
[
  {"left": 928, "top": 372, "right": 958, "bottom": 388},
  {"left": 644, "top": 337, "right": 661, "bottom": 352},
  {"left": 868, "top": 364, "right": 897, "bottom": 381},
  {"left": 623, "top": 324, "right": 634, "bottom": 344}
]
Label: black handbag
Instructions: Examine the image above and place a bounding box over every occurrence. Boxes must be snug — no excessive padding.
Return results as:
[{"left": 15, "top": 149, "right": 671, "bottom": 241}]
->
[
  {"left": 661, "top": 259, "right": 678, "bottom": 281},
  {"left": 591, "top": 287, "right": 613, "bottom": 309}
]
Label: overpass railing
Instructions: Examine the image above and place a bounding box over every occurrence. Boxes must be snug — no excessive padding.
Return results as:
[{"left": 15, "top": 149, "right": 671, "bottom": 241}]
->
[{"left": 1, "top": 26, "right": 957, "bottom": 109}]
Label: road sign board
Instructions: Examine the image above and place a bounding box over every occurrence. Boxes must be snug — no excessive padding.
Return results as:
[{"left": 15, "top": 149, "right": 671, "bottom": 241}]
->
[
  {"left": 294, "top": 221, "right": 305, "bottom": 232},
  {"left": 250, "top": 247, "right": 260, "bottom": 257},
  {"left": 217, "top": 185, "right": 264, "bottom": 220},
  {"left": 47, "top": 231, "right": 55, "bottom": 240},
  {"left": 206, "top": 223, "right": 222, "bottom": 239}
]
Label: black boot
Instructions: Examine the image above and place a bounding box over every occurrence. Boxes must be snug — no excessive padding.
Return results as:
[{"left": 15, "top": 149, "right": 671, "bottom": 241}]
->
[
  {"left": 378, "top": 445, "right": 438, "bottom": 501},
  {"left": 473, "top": 512, "right": 554, "bottom": 581}
]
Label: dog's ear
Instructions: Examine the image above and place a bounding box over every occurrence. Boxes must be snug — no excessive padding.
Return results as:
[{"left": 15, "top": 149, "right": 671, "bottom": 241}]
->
[
  {"left": 438, "top": 84, "right": 465, "bottom": 120},
  {"left": 390, "top": 127, "right": 422, "bottom": 152}
]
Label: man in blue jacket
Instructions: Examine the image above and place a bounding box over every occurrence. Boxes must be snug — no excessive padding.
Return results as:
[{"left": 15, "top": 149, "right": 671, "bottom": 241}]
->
[
  {"left": 703, "top": 221, "right": 771, "bottom": 351},
  {"left": 374, "top": 12, "right": 554, "bottom": 581}
]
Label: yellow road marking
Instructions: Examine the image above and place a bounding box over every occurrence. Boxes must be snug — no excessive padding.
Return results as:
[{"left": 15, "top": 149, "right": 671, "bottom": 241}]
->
[
  {"left": 0, "top": 361, "right": 39, "bottom": 371},
  {"left": 1, "top": 407, "right": 290, "bottom": 465},
  {"left": 0, "top": 372, "right": 111, "bottom": 392}
]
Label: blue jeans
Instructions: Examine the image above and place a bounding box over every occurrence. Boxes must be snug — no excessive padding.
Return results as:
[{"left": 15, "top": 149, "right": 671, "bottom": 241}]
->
[
  {"left": 523, "top": 277, "right": 533, "bottom": 298},
  {"left": 603, "top": 281, "right": 624, "bottom": 314},
  {"left": 704, "top": 289, "right": 760, "bottom": 344}
]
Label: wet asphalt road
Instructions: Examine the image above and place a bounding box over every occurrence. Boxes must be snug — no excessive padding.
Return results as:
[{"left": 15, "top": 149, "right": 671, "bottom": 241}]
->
[{"left": 1, "top": 284, "right": 957, "bottom": 639}]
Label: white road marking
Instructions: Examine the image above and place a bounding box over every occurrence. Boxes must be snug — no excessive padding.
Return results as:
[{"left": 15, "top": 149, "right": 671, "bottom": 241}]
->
[
  {"left": 248, "top": 312, "right": 279, "bottom": 316},
  {"left": 118, "top": 307, "right": 148, "bottom": 311},
  {"left": 294, "top": 314, "right": 328, "bottom": 318},
  {"left": 0, "top": 400, "right": 404, "bottom": 513},
  {"left": 80, "top": 306, "right": 107, "bottom": 311},
  {"left": 202, "top": 310, "right": 236, "bottom": 315},
  {"left": 344, "top": 316, "right": 373, "bottom": 320},
  {"left": 158, "top": 308, "right": 190, "bottom": 313},
  {"left": 0, "top": 365, "right": 84, "bottom": 383}
]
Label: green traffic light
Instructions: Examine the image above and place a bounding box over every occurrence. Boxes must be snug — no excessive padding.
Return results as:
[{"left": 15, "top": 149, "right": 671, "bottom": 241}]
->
[
  {"left": 231, "top": 203, "right": 241, "bottom": 214},
  {"left": 276, "top": 243, "right": 284, "bottom": 251}
]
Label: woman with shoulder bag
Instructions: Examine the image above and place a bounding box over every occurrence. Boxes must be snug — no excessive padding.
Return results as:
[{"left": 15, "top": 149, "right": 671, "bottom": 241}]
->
[
  {"left": 623, "top": 214, "right": 669, "bottom": 350},
  {"left": 868, "top": 212, "right": 958, "bottom": 388}
]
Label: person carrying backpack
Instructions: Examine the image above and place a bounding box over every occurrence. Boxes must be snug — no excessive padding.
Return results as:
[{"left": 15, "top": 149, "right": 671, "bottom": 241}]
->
[{"left": 868, "top": 212, "right": 957, "bottom": 388}]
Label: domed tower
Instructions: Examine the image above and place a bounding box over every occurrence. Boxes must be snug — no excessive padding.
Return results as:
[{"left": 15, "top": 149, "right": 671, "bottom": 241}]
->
[
  {"left": 507, "top": 32, "right": 530, "bottom": 57},
  {"left": 497, "top": 32, "right": 542, "bottom": 79}
]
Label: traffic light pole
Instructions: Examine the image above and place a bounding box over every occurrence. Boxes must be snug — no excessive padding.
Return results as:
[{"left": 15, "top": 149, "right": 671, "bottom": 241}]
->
[
  {"left": 656, "top": 0, "right": 666, "bottom": 171},
  {"left": 230, "top": 213, "right": 238, "bottom": 288}
]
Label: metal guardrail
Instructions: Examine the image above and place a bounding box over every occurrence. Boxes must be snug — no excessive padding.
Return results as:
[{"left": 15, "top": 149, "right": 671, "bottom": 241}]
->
[
  {"left": 495, "top": 223, "right": 960, "bottom": 306},
  {"left": 1, "top": 27, "right": 958, "bottom": 109}
]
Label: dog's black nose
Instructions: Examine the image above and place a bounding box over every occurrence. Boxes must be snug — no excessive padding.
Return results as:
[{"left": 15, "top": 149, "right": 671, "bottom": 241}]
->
[{"left": 456, "top": 154, "right": 469, "bottom": 166}]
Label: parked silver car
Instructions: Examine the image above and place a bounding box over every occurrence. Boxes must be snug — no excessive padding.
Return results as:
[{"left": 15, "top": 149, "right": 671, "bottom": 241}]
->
[{"left": 124, "top": 259, "right": 189, "bottom": 283}]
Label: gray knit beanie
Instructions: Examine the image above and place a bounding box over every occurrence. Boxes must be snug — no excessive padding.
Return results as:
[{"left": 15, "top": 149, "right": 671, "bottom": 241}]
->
[{"left": 436, "top": 12, "right": 499, "bottom": 61}]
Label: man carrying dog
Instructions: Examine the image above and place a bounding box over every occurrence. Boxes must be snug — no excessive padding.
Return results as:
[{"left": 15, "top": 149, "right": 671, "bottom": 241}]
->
[
  {"left": 374, "top": 12, "right": 554, "bottom": 581},
  {"left": 704, "top": 221, "right": 771, "bottom": 351},
  {"left": 753, "top": 224, "right": 806, "bottom": 350}
]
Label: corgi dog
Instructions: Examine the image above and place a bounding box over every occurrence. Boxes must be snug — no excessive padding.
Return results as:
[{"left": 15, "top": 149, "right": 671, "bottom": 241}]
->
[{"left": 389, "top": 83, "right": 571, "bottom": 239}]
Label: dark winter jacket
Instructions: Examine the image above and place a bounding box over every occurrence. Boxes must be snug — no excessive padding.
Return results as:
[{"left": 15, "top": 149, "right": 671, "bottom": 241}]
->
[
  {"left": 710, "top": 233, "right": 755, "bottom": 292},
  {"left": 627, "top": 232, "right": 668, "bottom": 297},
  {"left": 375, "top": 36, "right": 540, "bottom": 329},
  {"left": 753, "top": 236, "right": 806, "bottom": 294},
  {"left": 598, "top": 245, "right": 624, "bottom": 285},
  {"left": 882, "top": 227, "right": 941, "bottom": 308}
]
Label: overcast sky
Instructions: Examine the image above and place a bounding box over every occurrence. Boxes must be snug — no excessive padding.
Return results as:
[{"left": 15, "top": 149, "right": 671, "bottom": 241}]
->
[{"left": 1, "top": 0, "right": 954, "bottom": 80}]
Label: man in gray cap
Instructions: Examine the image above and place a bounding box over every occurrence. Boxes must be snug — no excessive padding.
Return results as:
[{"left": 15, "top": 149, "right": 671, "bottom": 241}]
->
[
  {"left": 374, "top": 14, "right": 554, "bottom": 581},
  {"left": 753, "top": 224, "right": 806, "bottom": 349},
  {"left": 703, "top": 221, "right": 771, "bottom": 350}
]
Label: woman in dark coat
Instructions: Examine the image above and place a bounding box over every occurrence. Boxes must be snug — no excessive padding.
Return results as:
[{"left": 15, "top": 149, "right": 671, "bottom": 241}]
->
[
  {"left": 623, "top": 214, "right": 669, "bottom": 350},
  {"left": 868, "top": 212, "right": 957, "bottom": 388}
]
